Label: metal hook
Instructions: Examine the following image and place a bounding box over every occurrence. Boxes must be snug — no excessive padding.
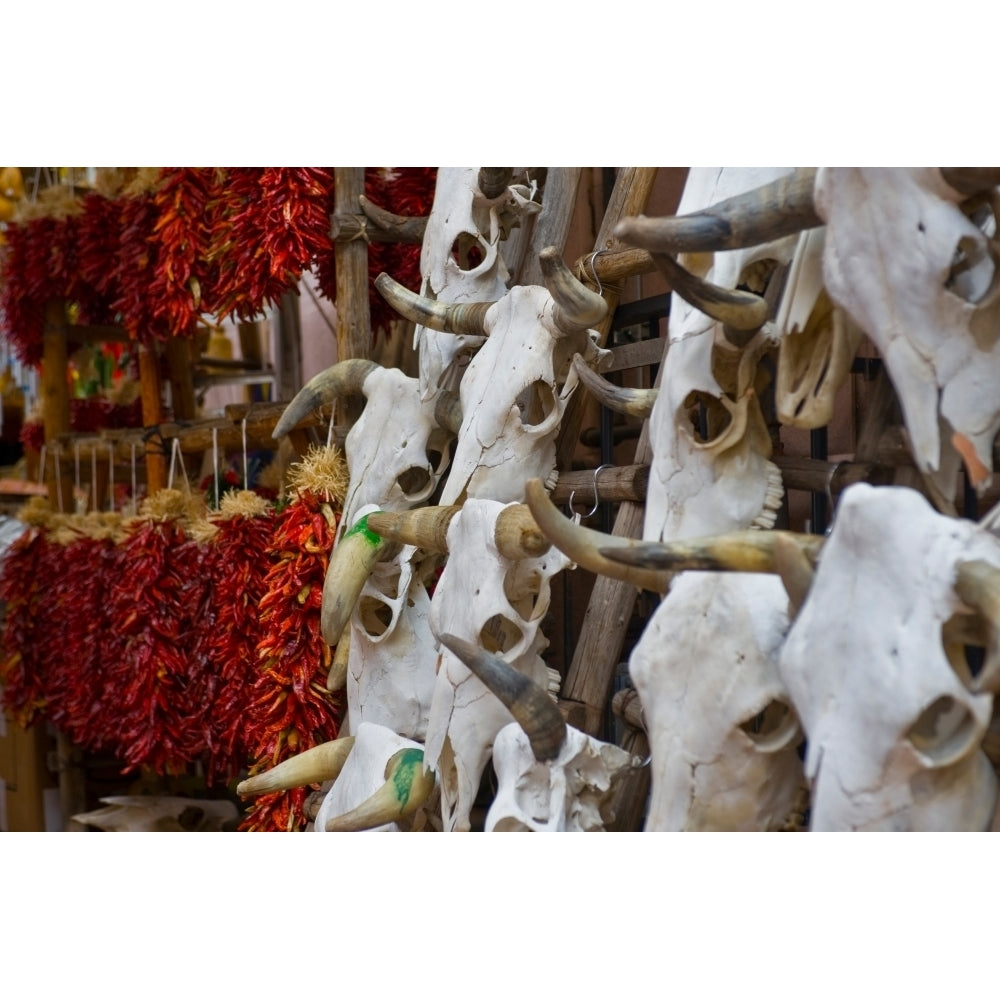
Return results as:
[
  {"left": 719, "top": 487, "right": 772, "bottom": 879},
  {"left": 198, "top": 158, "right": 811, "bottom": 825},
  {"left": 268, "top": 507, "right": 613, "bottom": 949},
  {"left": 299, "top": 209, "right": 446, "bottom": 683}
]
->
[
  {"left": 567, "top": 463, "right": 611, "bottom": 520},
  {"left": 585, "top": 250, "right": 606, "bottom": 297}
]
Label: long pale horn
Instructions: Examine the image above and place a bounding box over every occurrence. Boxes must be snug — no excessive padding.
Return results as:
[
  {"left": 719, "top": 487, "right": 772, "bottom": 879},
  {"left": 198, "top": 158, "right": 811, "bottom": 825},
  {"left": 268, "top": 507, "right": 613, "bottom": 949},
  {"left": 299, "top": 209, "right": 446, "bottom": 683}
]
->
[
  {"left": 539, "top": 246, "right": 609, "bottom": 335},
  {"left": 652, "top": 251, "right": 767, "bottom": 331},
  {"left": 367, "top": 504, "right": 549, "bottom": 560},
  {"left": 273, "top": 359, "right": 379, "bottom": 439},
  {"left": 236, "top": 737, "right": 356, "bottom": 798},
  {"left": 366, "top": 506, "right": 459, "bottom": 555},
  {"left": 478, "top": 168, "right": 514, "bottom": 200},
  {"left": 954, "top": 558, "right": 1000, "bottom": 693},
  {"left": 524, "top": 478, "right": 670, "bottom": 594},
  {"left": 438, "top": 633, "right": 566, "bottom": 762},
  {"left": 571, "top": 354, "right": 658, "bottom": 418},
  {"left": 773, "top": 532, "right": 817, "bottom": 616},
  {"left": 321, "top": 514, "right": 399, "bottom": 646},
  {"left": 434, "top": 388, "right": 463, "bottom": 434},
  {"left": 324, "top": 748, "right": 435, "bottom": 832},
  {"left": 614, "top": 168, "right": 821, "bottom": 253},
  {"left": 940, "top": 169, "right": 1000, "bottom": 197},
  {"left": 374, "top": 272, "right": 493, "bottom": 335},
  {"left": 596, "top": 529, "right": 824, "bottom": 574}
]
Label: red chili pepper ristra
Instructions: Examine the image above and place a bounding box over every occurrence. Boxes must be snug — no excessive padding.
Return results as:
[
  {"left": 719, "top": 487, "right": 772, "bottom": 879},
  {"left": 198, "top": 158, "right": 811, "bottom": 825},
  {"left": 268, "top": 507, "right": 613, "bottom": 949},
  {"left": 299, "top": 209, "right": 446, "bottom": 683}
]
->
[{"left": 240, "top": 490, "right": 342, "bottom": 832}]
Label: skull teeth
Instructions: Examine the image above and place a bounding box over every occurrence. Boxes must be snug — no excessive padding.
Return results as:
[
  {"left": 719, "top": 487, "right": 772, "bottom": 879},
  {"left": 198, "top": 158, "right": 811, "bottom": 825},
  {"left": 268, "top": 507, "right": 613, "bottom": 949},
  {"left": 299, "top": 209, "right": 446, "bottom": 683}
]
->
[{"left": 752, "top": 461, "right": 785, "bottom": 530}]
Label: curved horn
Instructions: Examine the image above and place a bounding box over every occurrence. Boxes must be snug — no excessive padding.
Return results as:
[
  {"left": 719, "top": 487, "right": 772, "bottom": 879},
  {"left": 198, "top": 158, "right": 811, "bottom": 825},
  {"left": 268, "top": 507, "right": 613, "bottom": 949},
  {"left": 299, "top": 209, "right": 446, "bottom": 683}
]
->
[
  {"left": 652, "top": 251, "right": 768, "bottom": 332},
  {"left": 614, "top": 168, "right": 821, "bottom": 254},
  {"left": 954, "top": 558, "right": 1000, "bottom": 693},
  {"left": 321, "top": 513, "right": 399, "bottom": 646},
  {"left": 539, "top": 246, "right": 609, "bottom": 335},
  {"left": 236, "top": 737, "right": 356, "bottom": 799},
  {"left": 438, "top": 633, "right": 566, "bottom": 762},
  {"left": 324, "top": 747, "right": 435, "bottom": 832},
  {"left": 940, "top": 169, "right": 1000, "bottom": 197},
  {"left": 434, "top": 388, "right": 463, "bottom": 435},
  {"left": 524, "top": 478, "right": 670, "bottom": 594},
  {"left": 273, "top": 359, "right": 379, "bottom": 439},
  {"left": 365, "top": 506, "right": 458, "bottom": 554},
  {"left": 596, "top": 529, "right": 824, "bottom": 574},
  {"left": 374, "top": 272, "right": 493, "bottom": 336},
  {"left": 478, "top": 168, "right": 514, "bottom": 200},
  {"left": 571, "top": 354, "right": 658, "bottom": 418}
]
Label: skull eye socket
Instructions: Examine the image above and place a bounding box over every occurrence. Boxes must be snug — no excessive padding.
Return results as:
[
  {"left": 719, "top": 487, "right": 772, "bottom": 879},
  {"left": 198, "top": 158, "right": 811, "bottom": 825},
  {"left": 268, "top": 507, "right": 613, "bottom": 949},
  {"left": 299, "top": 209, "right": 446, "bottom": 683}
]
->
[
  {"left": 941, "top": 612, "right": 988, "bottom": 688},
  {"left": 450, "top": 231, "right": 487, "bottom": 272},
  {"left": 396, "top": 465, "right": 433, "bottom": 500},
  {"left": 945, "top": 235, "right": 996, "bottom": 303},
  {"left": 479, "top": 614, "right": 524, "bottom": 654},
  {"left": 738, "top": 699, "right": 801, "bottom": 753},
  {"left": 905, "top": 695, "right": 981, "bottom": 768},
  {"left": 358, "top": 596, "right": 394, "bottom": 638},
  {"left": 516, "top": 379, "right": 558, "bottom": 428},
  {"left": 684, "top": 391, "right": 733, "bottom": 446}
]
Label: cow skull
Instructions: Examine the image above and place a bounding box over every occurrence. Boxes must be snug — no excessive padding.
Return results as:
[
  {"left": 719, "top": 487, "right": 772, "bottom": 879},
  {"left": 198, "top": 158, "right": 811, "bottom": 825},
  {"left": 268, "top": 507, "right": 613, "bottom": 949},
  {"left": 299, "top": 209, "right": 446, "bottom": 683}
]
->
[
  {"left": 779, "top": 483, "right": 1000, "bottom": 831},
  {"left": 377, "top": 246, "right": 610, "bottom": 506},
  {"left": 439, "top": 634, "right": 640, "bottom": 832}
]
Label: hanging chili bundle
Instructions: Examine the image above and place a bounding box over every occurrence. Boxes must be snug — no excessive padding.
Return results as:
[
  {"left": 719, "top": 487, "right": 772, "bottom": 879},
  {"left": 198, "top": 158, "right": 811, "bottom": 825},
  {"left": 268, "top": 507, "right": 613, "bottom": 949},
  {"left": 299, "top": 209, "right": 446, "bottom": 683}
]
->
[
  {"left": 74, "top": 183, "right": 128, "bottom": 325},
  {"left": 207, "top": 168, "right": 337, "bottom": 322},
  {"left": 196, "top": 491, "right": 277, "bottom": 786},
  {"left": 0, "top": 502, "right": 51, "bottom": 725},
  {"left": 0, "top": 217, "right": 50, "bottom": 365},
  {"left": 94, "top": 491, "right": 218, "bottom": 774},
  {"left": 146, "top": 168, "right": 224, "bottom": 338},
  {"left": 241, "top": 446, "right": 348, "bottom": 832}
]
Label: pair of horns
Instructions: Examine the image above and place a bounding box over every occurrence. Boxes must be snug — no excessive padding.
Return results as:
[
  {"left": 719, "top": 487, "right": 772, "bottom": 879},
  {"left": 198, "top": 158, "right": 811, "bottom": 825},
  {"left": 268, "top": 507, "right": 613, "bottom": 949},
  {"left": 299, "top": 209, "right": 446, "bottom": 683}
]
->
[
  {"left": 375, "top": 246, "right": 608, "bottom": 339},
  {"left": 237, "top": 737, "right": 436, "bottom": 833}
]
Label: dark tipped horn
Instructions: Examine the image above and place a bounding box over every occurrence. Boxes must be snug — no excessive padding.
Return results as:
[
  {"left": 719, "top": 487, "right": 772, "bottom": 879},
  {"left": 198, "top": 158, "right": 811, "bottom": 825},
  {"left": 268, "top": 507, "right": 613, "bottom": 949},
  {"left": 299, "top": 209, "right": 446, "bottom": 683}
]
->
[
  {"left": 596, "top": 530, "right": 824, "bottom": 574},
  {"left": 539, "top": 246, "right": 609, "bottom": 335},
  {"left": 614, "top": 168, "right": 821, "bottom": 253},
  {"left": 374, "top": 272, "right": 493, "bottom": 336},
  {"left": 439, "top": 633, "right": 566, "bottom": 762},
  {"left": 652, "top": 251, "right": 768, "bottom": 332},
  {"left": 273, "top": 359, "right": 379, "bottom": 439},
  {"left": 478, "top": 168, "right": 514, "bottom": 200}
]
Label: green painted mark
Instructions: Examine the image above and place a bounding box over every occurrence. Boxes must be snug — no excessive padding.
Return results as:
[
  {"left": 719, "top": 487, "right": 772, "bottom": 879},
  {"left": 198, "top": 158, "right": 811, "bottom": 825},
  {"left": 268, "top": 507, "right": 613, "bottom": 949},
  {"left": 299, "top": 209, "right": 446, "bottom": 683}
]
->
[
  {"left": 391, "top": 748, "right": 427, "bottom": 811},
  {"left": 343, "top": 513, "right": 383, "bottom": 548}
]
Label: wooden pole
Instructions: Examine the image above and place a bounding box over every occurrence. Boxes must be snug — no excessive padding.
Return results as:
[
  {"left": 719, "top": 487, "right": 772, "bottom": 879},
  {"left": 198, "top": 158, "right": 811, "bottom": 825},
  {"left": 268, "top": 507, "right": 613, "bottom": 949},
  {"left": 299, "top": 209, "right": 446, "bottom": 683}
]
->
[
  {"left": 333, "top": 167, "right": 371, "bottom": 426},
  {"left": 137, "top": 344, "right": 167, "bottom": 494},
  {"left": 41, "top": 301, "right": 73, "bottom": 512}
]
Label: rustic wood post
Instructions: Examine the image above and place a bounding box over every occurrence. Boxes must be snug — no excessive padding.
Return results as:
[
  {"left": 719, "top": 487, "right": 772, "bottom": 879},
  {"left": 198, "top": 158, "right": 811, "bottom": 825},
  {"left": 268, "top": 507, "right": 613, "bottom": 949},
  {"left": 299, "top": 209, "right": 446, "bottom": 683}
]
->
[
  {"left": 515, "top": 168, "right": 582, "bottom": 287},
  {"left": 555, "top": 169, "right": 660, "bottom": 737},
  {"left": 333, "top": 167, "right": 372, "bottom": 425},
  {"left": 137, "top": 344, "right": 167, "bottom": 494},
  {"left": 41, "top": 301, "right": 73, "bottom": 512}
]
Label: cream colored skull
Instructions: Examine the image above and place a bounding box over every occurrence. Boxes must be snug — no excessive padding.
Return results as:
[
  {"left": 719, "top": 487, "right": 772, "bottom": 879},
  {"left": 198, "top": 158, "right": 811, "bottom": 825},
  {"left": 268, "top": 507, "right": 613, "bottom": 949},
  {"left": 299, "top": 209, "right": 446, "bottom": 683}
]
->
[
  {"left": 341, "top": 365, "right": 452, "bottom": 529},
  {"left": 440, "top": 284, "right": 608, "bottom": 505},
  {"left": 486, "top": 722, "right": 638, "bottom": 832},
  {"left": 780, "top": 483, "right": 1000, "bottom": 831},
  {"left": 629, "top": 572, "right": 804, "bottom": 830},
  {"left": 815, "top": 168, "right": 1000, "bottom": 502},
  {"left": 344, "top": 541, "right": 437, "bottom": 743},
  {"left": 424, "top": 499, "right": 570, "bottom": 831},
  {"left": 416, "top": 167, "right": 539, "bottom": 399}
]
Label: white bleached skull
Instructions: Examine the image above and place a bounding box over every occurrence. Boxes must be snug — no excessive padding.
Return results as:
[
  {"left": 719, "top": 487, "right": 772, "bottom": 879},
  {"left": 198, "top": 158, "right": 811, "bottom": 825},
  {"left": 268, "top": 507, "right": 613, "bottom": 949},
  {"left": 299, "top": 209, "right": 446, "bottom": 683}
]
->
[
  {"left": 345, "top": 539, "right": 437, "bottom": 742},
  {"left": 424, "top": 499, "right": 570, "bottom": 832},
  {"left": 72, "top": 796, "right": 239, "bottom": 832},
  {"left": 487, "top": 722, "right": 637, "bottom": 832},
  {"left": 780, "top": 483, "right": 1000, "bottom": 831},
  {"left": 815, "top": 168, "right": 1000, "bottom": 501},
  {"left": 416, "top": 167, "right": 540, "bottom": 399},
  {"left": 643, "top": 168, "right": 796, "bottom": 542},
  {"left": 629, "top": 573, "right": 804, "bottom": 830},
  {"left": 272, "top": 360, "right": 452, "bottom": 533}
]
